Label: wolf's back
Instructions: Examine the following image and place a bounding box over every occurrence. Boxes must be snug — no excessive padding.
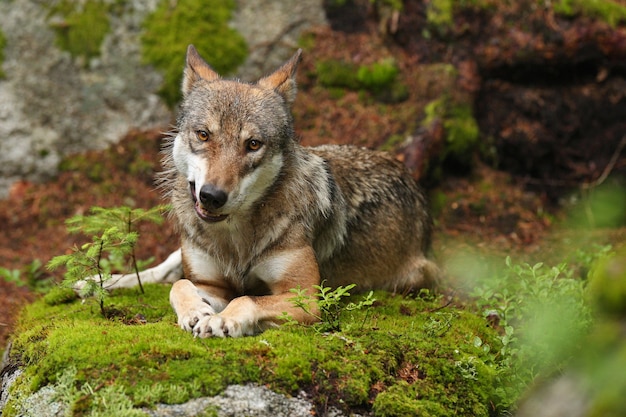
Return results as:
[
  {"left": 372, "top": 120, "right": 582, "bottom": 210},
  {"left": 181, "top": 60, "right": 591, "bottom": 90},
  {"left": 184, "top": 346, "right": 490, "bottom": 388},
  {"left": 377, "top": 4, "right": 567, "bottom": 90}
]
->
[{"left": 308, "top": 144, "right": 435, "bottom": 291}]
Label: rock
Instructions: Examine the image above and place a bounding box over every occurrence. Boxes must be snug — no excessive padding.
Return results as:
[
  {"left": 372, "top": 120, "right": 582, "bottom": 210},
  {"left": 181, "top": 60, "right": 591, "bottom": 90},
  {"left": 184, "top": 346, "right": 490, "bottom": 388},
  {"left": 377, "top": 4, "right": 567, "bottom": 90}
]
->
[
  {"left": 0, "top": 0, "right": 327, "bottom": 198},
  {"left": 0, "top": 362, "right": 358, "bottom": 417},
  {"left": 0, "top": 0, "right": 169, "bottom": 199},
  {"left": 143, "top": 384, "right": 343, "bottom": 417},
  {"left": 231, "top": 0, "right": 326, "bottom": 81}
]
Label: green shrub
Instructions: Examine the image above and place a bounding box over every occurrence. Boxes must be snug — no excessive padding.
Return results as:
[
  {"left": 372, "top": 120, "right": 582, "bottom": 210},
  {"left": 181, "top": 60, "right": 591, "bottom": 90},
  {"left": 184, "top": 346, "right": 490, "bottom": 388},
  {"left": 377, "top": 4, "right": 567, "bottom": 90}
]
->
[{"left": 141, "top": 0, "right": 248, "bottom": 107}]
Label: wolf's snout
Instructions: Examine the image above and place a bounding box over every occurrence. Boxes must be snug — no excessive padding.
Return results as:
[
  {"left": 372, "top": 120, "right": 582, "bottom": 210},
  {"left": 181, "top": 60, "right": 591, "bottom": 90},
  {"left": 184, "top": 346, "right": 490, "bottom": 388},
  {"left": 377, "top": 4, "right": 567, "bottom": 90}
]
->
[{"left": 199, "top": 184, "right": 228, "bottom": 210}]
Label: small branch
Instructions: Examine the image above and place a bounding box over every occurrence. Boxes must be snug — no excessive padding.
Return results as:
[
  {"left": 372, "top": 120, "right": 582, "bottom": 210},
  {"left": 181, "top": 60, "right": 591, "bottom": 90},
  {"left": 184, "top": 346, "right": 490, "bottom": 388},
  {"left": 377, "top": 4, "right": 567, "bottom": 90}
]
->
[
  {"left": 586, "top": 135, "right": 626, "bottom": 189},
  {"left": 128, "top": 210, "right": 144, "bottom": 294},
  {"left": 580, "top": 135, "right": 626, "bottom": 227}
]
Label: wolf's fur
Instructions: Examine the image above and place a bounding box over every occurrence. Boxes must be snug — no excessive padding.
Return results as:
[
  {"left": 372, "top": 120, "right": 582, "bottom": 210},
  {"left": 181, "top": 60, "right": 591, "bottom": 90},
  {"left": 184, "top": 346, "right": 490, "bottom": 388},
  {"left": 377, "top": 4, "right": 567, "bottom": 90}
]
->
[{"left": 90, "top": 46, "right": 439, "bottom": 337}]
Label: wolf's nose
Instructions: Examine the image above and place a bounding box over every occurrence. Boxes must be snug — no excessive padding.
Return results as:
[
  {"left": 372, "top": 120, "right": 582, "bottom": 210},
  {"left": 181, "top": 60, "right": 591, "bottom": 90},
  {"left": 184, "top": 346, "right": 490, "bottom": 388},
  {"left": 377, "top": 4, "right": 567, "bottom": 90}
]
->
[{"left": 199, "top": 184, "right": 228, "bottom": 210}]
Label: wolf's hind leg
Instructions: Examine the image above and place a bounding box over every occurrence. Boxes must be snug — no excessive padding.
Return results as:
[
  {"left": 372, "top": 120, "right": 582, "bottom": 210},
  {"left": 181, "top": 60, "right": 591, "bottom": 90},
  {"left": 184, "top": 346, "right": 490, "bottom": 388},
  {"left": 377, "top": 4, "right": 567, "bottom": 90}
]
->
[
  {"left": 390, "top": 256, "right": 441, "bottom": 294},
  {"left": 73, "top": 249, "right": 183, "bottom": 294}
]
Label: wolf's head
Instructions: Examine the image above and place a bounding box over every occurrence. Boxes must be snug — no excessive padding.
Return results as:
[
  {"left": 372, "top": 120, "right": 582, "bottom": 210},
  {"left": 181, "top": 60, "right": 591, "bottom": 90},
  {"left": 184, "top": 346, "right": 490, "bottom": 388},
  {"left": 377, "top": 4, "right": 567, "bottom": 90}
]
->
[{"left": 171, "top": 45, "right": 302, "bottom": 224}]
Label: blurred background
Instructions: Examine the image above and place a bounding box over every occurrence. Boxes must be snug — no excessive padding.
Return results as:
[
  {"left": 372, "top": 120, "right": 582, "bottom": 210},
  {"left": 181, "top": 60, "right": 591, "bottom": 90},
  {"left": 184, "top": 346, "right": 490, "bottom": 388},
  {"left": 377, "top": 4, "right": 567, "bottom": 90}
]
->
[{"left": 0, "top": 0, "right": 625, "bottom": 415}]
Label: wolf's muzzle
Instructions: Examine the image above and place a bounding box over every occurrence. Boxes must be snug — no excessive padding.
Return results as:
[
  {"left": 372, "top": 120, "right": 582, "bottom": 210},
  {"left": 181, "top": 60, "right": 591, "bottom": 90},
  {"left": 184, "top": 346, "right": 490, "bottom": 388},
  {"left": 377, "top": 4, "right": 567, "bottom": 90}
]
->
[{"left": 189, "top": 182, "right": 229, "bottom": 223}]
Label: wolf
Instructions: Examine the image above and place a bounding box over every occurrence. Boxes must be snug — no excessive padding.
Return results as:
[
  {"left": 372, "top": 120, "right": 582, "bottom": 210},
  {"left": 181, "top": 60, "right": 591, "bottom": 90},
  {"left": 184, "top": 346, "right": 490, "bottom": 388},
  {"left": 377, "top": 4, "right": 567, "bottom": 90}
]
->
[{"left": 86, "top": 45, "right": 439, "bottom": 338}]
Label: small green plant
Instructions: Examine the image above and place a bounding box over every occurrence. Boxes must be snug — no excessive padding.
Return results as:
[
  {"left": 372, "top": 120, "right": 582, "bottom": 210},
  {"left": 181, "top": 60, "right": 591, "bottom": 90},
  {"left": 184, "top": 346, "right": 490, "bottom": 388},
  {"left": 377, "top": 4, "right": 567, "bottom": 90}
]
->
[
  {"left": 1, "top": 259, "right": 53, "bottom": 293},
  {"left": 48, "top": 226, "right": 138, "bottom": 317},
  {"left": 553, "top": 0, "right": 626, "bottom": 27},
  {"left": 469, "top": 251, "right": 605, "bottom": 410},
  {"left": 47, "top": 205, "right": 168, "bottom": 316},
  {"left": 281, "top": 282, "right": 376, "bottom": 332}
]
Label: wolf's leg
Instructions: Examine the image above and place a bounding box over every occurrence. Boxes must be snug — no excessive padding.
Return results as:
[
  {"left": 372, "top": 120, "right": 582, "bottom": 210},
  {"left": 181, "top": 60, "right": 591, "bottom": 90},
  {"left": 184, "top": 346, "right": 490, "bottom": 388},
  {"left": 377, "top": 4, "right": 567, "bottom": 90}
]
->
[
  {"left": 169, "top": 279, "right": 231, "bottom": 332},
  {"left": 192, "top": 246, "right": 320, "bottom": 338},
  {"left": 73, "top": 248, "right": 183, "bottom": 294},
  {"left": 390, "top": 256, "right": 441, "bottom": 294}
]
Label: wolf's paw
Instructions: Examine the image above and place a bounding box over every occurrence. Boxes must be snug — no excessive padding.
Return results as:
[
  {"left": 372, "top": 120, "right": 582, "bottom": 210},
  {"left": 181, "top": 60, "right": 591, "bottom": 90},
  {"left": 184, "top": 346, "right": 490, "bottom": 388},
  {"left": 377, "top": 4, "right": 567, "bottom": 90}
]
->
[
  {"left": 177, "top": 303, "right": 216, "bottom": 332},
  {"left": 193, "top": 315, "right": 254, "bottom": 338}
]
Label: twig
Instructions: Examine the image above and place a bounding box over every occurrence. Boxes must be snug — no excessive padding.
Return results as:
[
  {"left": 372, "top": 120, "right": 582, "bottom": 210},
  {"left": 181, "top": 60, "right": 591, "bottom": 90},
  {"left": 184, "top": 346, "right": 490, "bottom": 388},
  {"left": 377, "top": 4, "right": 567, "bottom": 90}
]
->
[{"left": 580, "top": 135, "right": 626, "bottom": 227}]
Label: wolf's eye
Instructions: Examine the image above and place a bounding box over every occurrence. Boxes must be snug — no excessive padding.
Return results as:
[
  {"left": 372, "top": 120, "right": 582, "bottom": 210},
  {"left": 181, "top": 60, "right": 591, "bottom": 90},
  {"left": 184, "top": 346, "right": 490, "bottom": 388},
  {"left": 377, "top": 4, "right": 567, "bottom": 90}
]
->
[
  {"left": 196, "top": 130, "right": 209, "bottom": 141},
  {"left": 246, "top": 139, "right": 263, "bottom": 152}
]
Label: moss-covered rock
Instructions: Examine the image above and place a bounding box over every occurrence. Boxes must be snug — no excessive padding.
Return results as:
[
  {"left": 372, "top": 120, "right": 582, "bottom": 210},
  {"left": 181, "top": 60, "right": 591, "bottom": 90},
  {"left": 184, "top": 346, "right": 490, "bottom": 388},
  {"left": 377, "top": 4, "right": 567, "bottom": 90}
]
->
[
  {"left": 141, "top": 0, "right": 248, "bottom": 107},
  {"left": 3, "top": 286, "right": 506, "bottom": 416},
  {"left": 47, "top": 0, "right": 111, "bottom": 61}
]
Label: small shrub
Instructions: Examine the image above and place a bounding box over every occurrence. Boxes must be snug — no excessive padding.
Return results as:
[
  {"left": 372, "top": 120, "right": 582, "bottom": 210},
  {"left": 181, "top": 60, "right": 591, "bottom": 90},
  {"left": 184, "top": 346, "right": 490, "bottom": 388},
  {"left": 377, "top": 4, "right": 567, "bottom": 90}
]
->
[
  {"left": 1, "top": 260, "right": 53, "bottom": 293},
  {"left": 281, "top": 282, "right": 376, "bottom": 333},
  {"left": 469, "top": 251, "right": 605, "bottom": 410},
  {"left": 47, "top": 205, "right": 167, "bottom": 316}
]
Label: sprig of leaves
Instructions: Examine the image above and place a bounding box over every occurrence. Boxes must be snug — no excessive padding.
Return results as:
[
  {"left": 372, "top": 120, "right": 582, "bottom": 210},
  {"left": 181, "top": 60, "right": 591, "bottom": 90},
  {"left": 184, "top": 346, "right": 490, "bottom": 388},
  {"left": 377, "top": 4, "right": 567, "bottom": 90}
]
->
[
  {"left": 281, "top": 281, "right": 376, "bottom": 333},
  {"left": 47, "top": 205, "right": 168, "bottom": 316}
]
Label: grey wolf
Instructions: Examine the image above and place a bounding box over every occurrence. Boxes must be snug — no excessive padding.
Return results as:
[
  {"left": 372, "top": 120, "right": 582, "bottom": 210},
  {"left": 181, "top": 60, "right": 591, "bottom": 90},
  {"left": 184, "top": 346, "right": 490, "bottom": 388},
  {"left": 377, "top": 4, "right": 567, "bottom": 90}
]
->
[{"left": 84, "top": 45, "right": 439, "bottom": 337}]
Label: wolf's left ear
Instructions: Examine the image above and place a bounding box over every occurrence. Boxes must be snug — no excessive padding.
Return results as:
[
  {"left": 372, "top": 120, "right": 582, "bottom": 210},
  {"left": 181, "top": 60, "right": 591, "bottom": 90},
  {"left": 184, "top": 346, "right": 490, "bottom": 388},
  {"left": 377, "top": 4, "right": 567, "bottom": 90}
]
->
[
  {"left": 182, "top": 45, "right": 220, "bottom": 96},
  {"left": 257, "top": 49, "right": 302, "bottom": 107}
]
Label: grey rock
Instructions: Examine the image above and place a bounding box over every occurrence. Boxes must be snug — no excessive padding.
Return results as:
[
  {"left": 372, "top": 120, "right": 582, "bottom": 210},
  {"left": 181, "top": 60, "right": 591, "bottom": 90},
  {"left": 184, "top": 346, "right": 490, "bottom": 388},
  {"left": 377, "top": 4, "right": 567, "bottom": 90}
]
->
[
  {"left": 0, "top": 0, "right": 169, "bottom": 198},
  {"left": 143, "top": 384, "right": 315, "bottom": 417},
  {"left": 232, "top": 0, "right": 327, "bottom": 81},
  {"left": 0, "top": 0, "right": 327, "bottom": 198}
]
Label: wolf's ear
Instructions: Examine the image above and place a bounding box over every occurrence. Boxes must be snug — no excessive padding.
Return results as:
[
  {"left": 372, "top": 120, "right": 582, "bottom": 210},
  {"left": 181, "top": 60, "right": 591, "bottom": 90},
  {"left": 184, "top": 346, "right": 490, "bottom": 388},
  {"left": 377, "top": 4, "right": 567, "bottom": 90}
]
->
[
  {"left": 257, "top": 49, "right": 302, "bottom": 107},
  {"left": 182, "top": 45, "right": 220, "bottom": 96}
]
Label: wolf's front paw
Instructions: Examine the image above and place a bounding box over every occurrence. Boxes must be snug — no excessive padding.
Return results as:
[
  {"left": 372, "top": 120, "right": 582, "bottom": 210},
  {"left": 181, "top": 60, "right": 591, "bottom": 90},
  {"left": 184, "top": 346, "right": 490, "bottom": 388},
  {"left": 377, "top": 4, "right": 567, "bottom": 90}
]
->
[
  {"left": 193, "top": 315, "right": 254, "bottom": 338},
  {"left": 177, "top": 303, "right": 216, "bottom": 332}
]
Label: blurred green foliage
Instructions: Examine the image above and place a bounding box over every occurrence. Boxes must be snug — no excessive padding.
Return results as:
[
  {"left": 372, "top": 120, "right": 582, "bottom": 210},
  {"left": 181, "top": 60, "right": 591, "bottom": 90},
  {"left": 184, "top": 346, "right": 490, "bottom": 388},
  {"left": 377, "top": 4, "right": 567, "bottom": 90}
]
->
[
  {"left": 315, "top": 58, "right": 408, "bottom": 103},
  {"left": 554, "top": 0, "right": 626, "bottom": 27},
  {"left": 48, "top": 0, "right": 110, "bottom": 61}
]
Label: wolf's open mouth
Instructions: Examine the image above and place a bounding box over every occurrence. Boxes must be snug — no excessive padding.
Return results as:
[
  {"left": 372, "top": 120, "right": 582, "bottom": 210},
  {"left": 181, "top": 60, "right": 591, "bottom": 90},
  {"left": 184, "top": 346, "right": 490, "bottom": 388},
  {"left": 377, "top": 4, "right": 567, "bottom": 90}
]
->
[{"left": 189, "top": 182, "right": 228, "bottom": 223}]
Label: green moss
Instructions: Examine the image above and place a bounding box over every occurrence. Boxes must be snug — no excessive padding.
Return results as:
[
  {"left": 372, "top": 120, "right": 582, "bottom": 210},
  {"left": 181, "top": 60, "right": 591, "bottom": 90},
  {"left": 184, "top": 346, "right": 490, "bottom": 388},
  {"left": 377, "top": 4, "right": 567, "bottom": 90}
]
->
[
  {"left": 43, "top": 286, "right": 78, "bottom": 305},
  {"left": 141, "top": 0, "right": 248, "bottom": 107},
  {"left": 315, "top": 59, "right": 360, "bottom": 90},
  {"left": 48, "top": 0, "right": 111, "bottom": 60},
  {"left": 421, "top": 95, "right": 479, "bottom": 173},
  {"left": 0, "top": 29, "right": 6, "bottom": 79},
  {"left": 426, "top": 0, "right": 454, "bottom": 30},
  {"left": 316, "top": 58, "right": 408, "bottom": 103},
  {"left": 554, "top": 0, "right": 626, "bottom": 26},
  {"left": 5, "top": 287, "right": 507, "bottom": 416}
]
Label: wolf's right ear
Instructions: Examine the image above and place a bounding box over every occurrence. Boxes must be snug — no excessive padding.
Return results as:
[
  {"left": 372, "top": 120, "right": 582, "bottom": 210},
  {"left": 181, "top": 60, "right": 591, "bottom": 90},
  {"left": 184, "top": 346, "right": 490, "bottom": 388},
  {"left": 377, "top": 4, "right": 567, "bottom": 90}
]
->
[{"left": 182, "top": 45, "right": 220, "bottom": 96}]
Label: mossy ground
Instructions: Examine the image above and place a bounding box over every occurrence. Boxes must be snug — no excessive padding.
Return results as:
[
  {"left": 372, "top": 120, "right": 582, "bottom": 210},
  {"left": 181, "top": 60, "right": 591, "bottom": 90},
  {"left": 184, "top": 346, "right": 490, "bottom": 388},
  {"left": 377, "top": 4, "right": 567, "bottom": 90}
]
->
[{"left": 4, "top": 286, "right": 504, "bottom": 416}]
